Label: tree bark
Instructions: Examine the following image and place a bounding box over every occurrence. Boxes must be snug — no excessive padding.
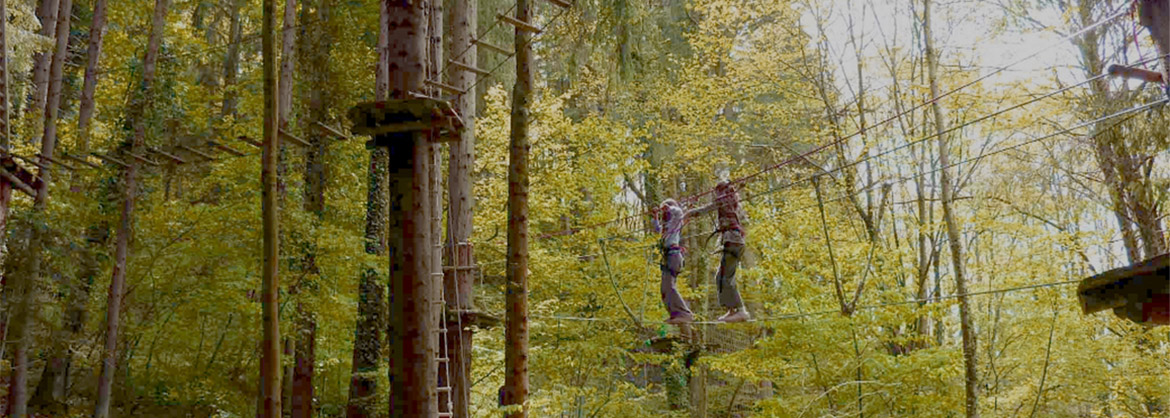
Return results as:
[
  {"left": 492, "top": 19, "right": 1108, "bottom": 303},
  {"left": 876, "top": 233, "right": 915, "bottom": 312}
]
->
[
  {"left": 277, "top": 0, "right": 296, "bottom": 199},
  {"left": 6, "top": 0, "right": 70, "bottom": 413},
  {"left": 92, "top": 1, "right": 169, "bottom": 417},
  {"left": 221, "top": 0, "right": 246, "bottom": 118},
  {"left": 345, "top": 18, "right": 389, "bottom": 411},
  {"left": 386, "top": 0, "right": 436, "bottom": 414},
  {"left": 503, "top": 0, "right": 532, "bottom": 415},
  {"left": 426, "top": 0, "right": 447, "bottom": 413},
  {"left": 923, "top": 1, "right": 979, "bottom": 417},
  {"left": 76, "top": 0, "right": 108, "bottom": 154},
  {"left": 28, "top": 0, "right": 60, "bottom": 125},
  {"left": 445, "top": 0, "right": 477, "bottom": 411},
  {"left": 19, "top": 0, "right": 71, "bottom": 412},
  {"left": 291, "top": 0, "right": 332, "bottom": 416},
  {"left": 277, "top": 1, "right": 296, "bottom": 411},
  {"left": 259, "top": 0, "right": 282, "bottom": 412}
]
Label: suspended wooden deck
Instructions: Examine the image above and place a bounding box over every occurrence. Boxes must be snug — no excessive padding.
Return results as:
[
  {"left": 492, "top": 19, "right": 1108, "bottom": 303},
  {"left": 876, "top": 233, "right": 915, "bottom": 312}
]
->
[{"left": 1077, "top": 253, "right": 1169, "bottom": 325}]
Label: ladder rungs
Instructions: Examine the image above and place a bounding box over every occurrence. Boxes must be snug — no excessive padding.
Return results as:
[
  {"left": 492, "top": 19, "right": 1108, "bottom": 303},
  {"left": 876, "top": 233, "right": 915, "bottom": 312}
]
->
[
  {"left": 315, "top": 120, "right": 350, "bottom": 139},
  {"left": 437, "top": 357, "right": 449, "bottom": 362},
  {"left": 448, "top": 60, "right": 490, "bottom": 77},
  {"left": 426, "top": 79, "right": 464, "bottom": 95},
  {"left": 63, "top": 153, "right": 101, "bottom": 169},
  {"left": 129, "top": 153, "right": 161, "bottom": 166},
  {"left": 543, "top": 0, "right": 572, "bottom": 8},
  {"left": 148, "top": 147, "right": 187, "bottom": 164},
  {"left": 437, "top": 387, "right": 451, "bottom": 393},
  {"left": 208, "top": 140, "right": 247, "bottom": 157},
  {"left": 473, "top": 38, "right": 514, "bottom": 56},
  {"left": 498, "top": 14, "right": 542, "bottom": 33},
  {"left": 91, "top": 152, "right": 128, "bottom": 168},
  {"left": 179, "top": 144, "right": 217, "bottom": 161},
  {"left": 278, "top": 128, "right": 311, "bottom": 147},
  {"left": 438, "top": 413, "right": 453, "bottom": 417}
]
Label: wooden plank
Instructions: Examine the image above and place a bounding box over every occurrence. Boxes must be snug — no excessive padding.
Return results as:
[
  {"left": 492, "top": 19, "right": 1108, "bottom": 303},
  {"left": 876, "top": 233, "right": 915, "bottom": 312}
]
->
[
  {"left": 497, "top": 13, "right": 542, "bottom": 33},
  {"left": 11, "top": 153, "right": 49, "bottom": 171},
  {"left": 238, "top": 135, "right": 264, "bottom": 148},
  {"left": 1107, "top": 64, "right": 1164, "bottom": 84},
  {"left": 129, "top": 153, "right": 161, "bottom": 166},
  {"left": 0, "top": 167, "right": 36, "bottom": 197},
  {"left": 447, "top": 59, "right": 490, "bottom": 76},
  {"left": 543, "top": 0, "right": 571, "bottom": 8},
  {"left": 426, "top": 79, "right": 464, "bottom": 95},
  {"left": 473, "top": 38, "right": 513, "bottom": 55},
  {"left": 208, "top": 140, "right": 247, "bottom": 157},
  {"left": 36, "top": 153, "right": 76, "bottom": 171},
  {"left": 91, "top": 152, "right": 129, "bottom": 168},
  {"left": 148, "top": 147, "right": 186, "bottom": 164},
  {"left": 179, "top": 144, "right": 216, "bottom": 161},
  {"left": 62, "top": 153, "right": 101, "bottom": 169},
  {"left": 315, "top": 121, "right": 350, "bottom": 139},
  {"left": 278, "top": 128, "right": 310, "bottom": 147},
  {"left": 408, "top": 91, "right": 440, "bottom": 101}
]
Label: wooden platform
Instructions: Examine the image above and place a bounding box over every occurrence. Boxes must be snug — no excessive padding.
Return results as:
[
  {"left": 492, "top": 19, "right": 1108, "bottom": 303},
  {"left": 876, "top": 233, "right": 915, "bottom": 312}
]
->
[
  {"left": 347, "top": 99, "right": 463, "bottom": 146},
  {"left": 1078, "top": 253, "right": 1169, "bottom": 325}
]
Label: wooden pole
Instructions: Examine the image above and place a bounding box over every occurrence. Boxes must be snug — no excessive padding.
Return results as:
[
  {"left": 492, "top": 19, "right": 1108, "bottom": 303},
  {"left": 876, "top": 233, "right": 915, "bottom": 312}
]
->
[
  {"left": 445, "top": 0, "right": 477, "bottom": 410},
  {"left": 258, "top": 0, "right": 281, "bottom": 412},
  {"left": 93, "top": 1, "right": 168, "bottom": 417},
  {"left": 386, "top": 0, "right": 437, "bottom": 414},
  {"left": 924, "top": 1, "right": 979, "bottom": 417},
  {"left": 503, "top": 0, "right": 532, "bottom": 414}
]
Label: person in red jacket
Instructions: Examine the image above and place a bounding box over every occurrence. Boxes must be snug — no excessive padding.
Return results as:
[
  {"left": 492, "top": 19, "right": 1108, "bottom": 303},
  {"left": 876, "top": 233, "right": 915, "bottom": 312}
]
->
[{"left": 690, "top": 181, "right": 751, "bottom": 322}]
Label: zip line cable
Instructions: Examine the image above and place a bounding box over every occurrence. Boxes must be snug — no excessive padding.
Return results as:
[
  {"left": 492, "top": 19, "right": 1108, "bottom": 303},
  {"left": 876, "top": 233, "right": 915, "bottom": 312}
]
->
[
  {"left": 476, "top": 97, "right": 1160, "bottom": 274},
  {"left": 536, "top": 4, "right": 1135, "bottom": 240},
  {"left": 535, "top": 52, "right": 1168, "bottom": 246}
]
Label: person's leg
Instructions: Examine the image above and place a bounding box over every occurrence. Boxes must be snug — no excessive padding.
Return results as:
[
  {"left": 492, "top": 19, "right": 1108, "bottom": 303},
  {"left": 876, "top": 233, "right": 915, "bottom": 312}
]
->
[
  {"left": 660, "top": 250, "right": 692, "bottom": 321},
  {"left": 717, "top": 243, "right": 744, "bottom": 310}
]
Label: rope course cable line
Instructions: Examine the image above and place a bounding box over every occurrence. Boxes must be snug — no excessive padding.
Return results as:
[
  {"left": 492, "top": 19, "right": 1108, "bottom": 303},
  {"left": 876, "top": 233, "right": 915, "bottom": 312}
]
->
[
  {"left": 473, "top": 96, "right": 1163, "bottom": 278},
  {"left": 534, "top": 4, "right": 1136, "bottom": 240},
  {"left": 460, "top": 5, "right": 571, "bottom": 96},
  {"left": 536, "top": 50, "right": 1170, "bottom": 246},
  {"left": 532, "top": 278, "right": 1084, "bottom": 325}
]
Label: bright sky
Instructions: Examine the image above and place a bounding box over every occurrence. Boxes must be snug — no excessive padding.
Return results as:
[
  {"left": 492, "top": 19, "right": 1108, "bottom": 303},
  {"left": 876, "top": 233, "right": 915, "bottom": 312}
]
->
[{"left": 800, "top": 0, "right": 1158, "bottom": 271}]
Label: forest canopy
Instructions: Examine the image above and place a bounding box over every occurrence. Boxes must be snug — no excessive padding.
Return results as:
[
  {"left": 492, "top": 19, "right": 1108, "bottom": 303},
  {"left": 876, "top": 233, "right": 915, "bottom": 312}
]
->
[{"left": 0, "top": 0, "right": 1166, "bottom": 416}]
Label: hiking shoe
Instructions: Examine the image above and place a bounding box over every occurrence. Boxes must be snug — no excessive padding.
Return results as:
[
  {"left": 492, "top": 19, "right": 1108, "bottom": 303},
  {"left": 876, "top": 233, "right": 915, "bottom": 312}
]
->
[
  {"left": 665, "top": 313, "right": 694, "bottom": 324},
  {"left": 720, "top": 310, "right": 750, "bottom": 323}
]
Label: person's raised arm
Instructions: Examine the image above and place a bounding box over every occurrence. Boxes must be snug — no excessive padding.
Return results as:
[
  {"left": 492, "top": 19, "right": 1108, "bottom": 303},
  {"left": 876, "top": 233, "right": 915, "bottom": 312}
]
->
[{"left": 687, "top": 201, "right": 716, "bottom": 218}]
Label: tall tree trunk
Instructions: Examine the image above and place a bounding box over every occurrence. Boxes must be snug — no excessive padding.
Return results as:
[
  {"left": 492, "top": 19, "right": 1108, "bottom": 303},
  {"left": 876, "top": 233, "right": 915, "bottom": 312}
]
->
[
  {"left": 221, "top": 0, "right": 246, "bottom": 118},
  {"left": 277, "top": 1, "right": 296, "bottom": 412},
  {"left": 6, "top": 0, "right": 69, "bottom": 413},
  {"left": 426, "top": 0, "right": 448, "bottom": 413},
  {"left": 28, "top": 0, "right": 59, "bottom": 126},
  {"left": 259, "top": 0, "right": 282, "bottom": 413},
  {"left": 503, "top": 0, "right": 532, "bottom": 415},
  {"left": 293, "top": 0, "right": 331, "bottom": 416},
  {"left": 92, "top": 1, "right": 169, "bottom": 417},
  {"left": 445, "top": 0, "right": 476, "bottom": 411},
  {"left": 27, "top": 0, "right": 76, "bottom": 408},
  {"left": 345, "top": 16, "right": 388, "bottom": 413},
  {"left": 923, "top": 1, "right": 978, "bottom": 417},
  {"left": 277, "top": 0, "right": 296, "bottom": 199},
  {"left": 18, "top": 0, "right": 71, "bottom": 409},
  {"left": 76, "top": 0, "right": 108, "bottom": 154},
  {"left": 386, "top": 0, "right": 436, "bottom": 414}
]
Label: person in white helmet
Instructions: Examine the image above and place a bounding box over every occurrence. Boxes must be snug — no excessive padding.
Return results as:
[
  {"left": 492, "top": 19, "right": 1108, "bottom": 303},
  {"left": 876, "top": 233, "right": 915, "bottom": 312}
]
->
[{"left": 688, "top": 181, "right": 751, "bottom": 322}]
